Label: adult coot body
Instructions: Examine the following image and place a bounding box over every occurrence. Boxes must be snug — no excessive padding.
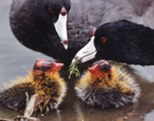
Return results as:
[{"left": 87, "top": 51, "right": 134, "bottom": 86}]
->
[
  {"left": 10, "top": 0, "right": 71, "bottom": 51},
  {"left": 10, "top": 0, "right": 104, "bottom": 63}
]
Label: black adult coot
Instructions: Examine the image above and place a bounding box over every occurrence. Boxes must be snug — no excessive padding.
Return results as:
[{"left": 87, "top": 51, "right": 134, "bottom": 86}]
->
[
  {"left": 10, "top": 0, "right": 106, "bottom": 63},
  {"left": 75, "top": 60, "right": 140, "bottom": 108},
  {"left": 0, "top": 59, "right": 67, "bottom": 112},
  {"left": 10, "top": 0, "right": 71, "bottom": 50},
  {"left": 72, "top": 20, "right": 154, "bottom": 65}
]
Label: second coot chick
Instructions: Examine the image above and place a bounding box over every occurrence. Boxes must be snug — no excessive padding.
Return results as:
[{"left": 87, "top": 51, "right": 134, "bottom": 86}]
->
[{"left": 75, "top": 60, "right": 140, "bottom": 108}]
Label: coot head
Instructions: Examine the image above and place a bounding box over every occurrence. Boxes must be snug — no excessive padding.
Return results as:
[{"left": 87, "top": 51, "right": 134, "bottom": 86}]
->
[
  {"left": 10, "top": 0, "right": 71, "bottom": 49},
  {"left": 72, "top": 20, "right": 154, "bottom": 65}
]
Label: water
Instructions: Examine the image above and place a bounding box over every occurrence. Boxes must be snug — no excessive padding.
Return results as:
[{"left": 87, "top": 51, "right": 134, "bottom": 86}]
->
[{"left": 0, "top": 1, "right": 154, "bottom": 121}]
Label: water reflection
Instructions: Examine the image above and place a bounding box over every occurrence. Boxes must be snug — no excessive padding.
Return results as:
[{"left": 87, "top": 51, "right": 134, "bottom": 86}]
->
[
  {"left": 145, "top": 109, "right": 154, "bottom": 121},
  {"left": 131, "top": 65, "right": 154, "bottom": 83}
]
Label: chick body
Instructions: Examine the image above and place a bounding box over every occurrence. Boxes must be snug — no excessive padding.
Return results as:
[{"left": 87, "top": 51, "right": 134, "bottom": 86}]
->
[
  {"left": 0, "top": 59, "right": 67, "bottom": 112},
  {"left": 75, "top": 60, "right": 140, "bottom": 108},
  {"left": 0, "top": 76, "right": 34, "bottom": 111}
]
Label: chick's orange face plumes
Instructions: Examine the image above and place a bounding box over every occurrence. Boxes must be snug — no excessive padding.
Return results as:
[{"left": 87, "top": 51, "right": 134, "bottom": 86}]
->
[{"left": 89, "top": 60, "right": 112, "bottom": 79}]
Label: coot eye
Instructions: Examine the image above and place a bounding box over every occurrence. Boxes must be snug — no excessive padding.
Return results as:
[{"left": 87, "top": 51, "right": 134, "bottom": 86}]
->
[
  {"left": 101, "top": 37, "right": 107, "bottom": 43},
  {"left": 47, "top": 7, "right": 54, "bottom": 15}
]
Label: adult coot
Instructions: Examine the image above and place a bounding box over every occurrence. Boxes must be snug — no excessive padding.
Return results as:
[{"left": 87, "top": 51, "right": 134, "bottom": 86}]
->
[
  {"left": 72, "top": 20, "right": 154, "bottom": 65},
  {"left": 10, "top": 0, "right": 71, "bottom": 50}
]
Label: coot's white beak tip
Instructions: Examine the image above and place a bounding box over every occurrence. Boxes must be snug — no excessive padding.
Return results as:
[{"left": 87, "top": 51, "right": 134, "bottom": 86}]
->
[
  {"left": 61, "top": 40, "right": 68, "bottom": 50},
  {"left": 63, "top": 43, "right": 68, "bottom": 50},
  {"left": 72, "top": 36, "right": 97, "bottom": 63}
]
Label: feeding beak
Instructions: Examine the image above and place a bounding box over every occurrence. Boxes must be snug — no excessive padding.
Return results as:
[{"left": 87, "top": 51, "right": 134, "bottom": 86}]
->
[
  {"left": 72, "top": 36, "right": 97, "bottom": 64},
  {"left": 51, "top": 62, "right": 64, "bottom": 72},
  {"left": 54, "top": 7, "right": 68, "bottom": 50}
]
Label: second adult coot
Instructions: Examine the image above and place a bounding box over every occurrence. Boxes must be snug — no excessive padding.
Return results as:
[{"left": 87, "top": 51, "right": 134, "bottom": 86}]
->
[{"left": 73, "top": 20, "right": 154, "bottom": 65}]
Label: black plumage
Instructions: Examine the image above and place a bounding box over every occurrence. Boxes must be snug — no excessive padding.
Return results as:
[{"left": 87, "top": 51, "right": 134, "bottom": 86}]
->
[
  {"left": 94, "top": 20, "right": 154, "bottom": 65},
  {"left": 9, "top": 0, "right": 105, "bottom": 63},
  {"left": 10, "top": 0, "right": 154, "bottom": 65},
  {"left": 10, "top": 0, "right": 72, "bottom": 60},
  {"left": 73, "top": 20, "right": 154, "bottom": 65}
]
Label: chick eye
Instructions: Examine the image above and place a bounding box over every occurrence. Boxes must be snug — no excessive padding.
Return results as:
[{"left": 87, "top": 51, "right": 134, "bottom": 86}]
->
[
  {"left": 101, "top": 37, "right": 107, "bottom": 43},
  {"left": 47, "top": 7, "right": 54, "bottom": 15}
]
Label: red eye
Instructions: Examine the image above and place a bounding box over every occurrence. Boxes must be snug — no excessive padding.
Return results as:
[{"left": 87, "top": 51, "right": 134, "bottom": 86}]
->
[
  {"left": 101, "top": 37, "right": 107, "bottom": 43},
  {"left": 47, "top": 7, "right": 54, "bottom": 15}
]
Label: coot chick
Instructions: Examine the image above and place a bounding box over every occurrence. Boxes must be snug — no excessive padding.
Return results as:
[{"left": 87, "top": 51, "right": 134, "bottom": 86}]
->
[
  {"left": 10, "top": 0, "right": 71, "bottom": 49},
  {"left": 75, "top": 60, "right": 140, "bottom": 108},
  {"left": 0, "top": 59, "right": 67, "bottom": 112},
  {"left": 73, "top": 20, "right": 154, "bottom": 65}
]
